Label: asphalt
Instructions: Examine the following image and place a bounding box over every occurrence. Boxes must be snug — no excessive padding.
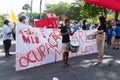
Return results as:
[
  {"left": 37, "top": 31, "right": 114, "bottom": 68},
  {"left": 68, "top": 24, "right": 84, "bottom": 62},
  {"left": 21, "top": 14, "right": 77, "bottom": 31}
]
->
[{"left": 0, "top": 40, "right": 120, "bottom": 80}]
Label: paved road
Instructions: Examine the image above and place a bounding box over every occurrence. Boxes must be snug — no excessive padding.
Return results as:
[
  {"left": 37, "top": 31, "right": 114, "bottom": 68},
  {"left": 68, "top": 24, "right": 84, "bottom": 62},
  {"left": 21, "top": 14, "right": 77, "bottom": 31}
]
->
[{"left": 0, "top": 40, "right": 120, "bottom": 80}]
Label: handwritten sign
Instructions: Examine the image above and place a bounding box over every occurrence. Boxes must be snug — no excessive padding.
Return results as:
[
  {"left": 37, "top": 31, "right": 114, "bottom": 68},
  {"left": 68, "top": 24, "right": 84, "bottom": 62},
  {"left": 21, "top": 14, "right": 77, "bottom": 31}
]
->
[{"left": 16, "top": 25, "right": 98, "bottom": 71}]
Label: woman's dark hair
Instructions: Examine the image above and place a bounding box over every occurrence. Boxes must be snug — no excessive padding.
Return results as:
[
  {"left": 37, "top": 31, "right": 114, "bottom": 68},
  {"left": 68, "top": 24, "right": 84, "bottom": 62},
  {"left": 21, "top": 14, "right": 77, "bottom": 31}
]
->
[
  {"left": 65, "top": 19, "right": 70, "bottom": 23},
  {"left": 19, "top": 16, "right": 26, "bottom": 22},
  {"left": 99, "top": 16, "right": 106, "bottom": 24},
  {"left": 83, "top": 20, "right": 86, "bottom": 24},
  {"left": 4, "top": 20, "right": 9, "bottom": 25}
]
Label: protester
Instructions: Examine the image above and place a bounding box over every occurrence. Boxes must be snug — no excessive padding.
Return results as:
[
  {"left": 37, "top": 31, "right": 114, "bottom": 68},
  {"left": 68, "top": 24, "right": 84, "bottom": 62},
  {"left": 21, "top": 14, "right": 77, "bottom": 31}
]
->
[
  {"left": 73, "top": 22, "right": 80, "bottom": 30},
  {"left": 106, "top": 22, "right": 114, "bottom": 48},
  {"left": 2, "top": 20, "right": 13, "bottom": 57},
  {"left": 82, "top": 20, "right": 88, "bottom": 30},
  {"left": 12, "top": 22, "right": 16, "bottom": 40},
  {"left": 95, "top": 16, "right": 106, "bottom": 63},
  {"left": 14, "top": 16, "right": 31, "bottom": 33},
  {"left": 113, "top": 22, "right": 120, "bottom": 50},
  {"left": 60, "top": 19, "right": 76, "bottom": 67}
]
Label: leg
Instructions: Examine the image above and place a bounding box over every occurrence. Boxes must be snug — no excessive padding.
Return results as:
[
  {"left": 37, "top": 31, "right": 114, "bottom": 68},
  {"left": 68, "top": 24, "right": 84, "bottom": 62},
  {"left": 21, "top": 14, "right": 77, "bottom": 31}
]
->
[
  {"left": 96, "top": 35, "right": 104, "bottom": 62},
  {"left": 116, "top": 39, "right": 119, "bottom": 49},
  {"left": 118, "top": 39, "right": 120, "bottom": 48},
  {"left": 66, "top": 52, "right": 69, "bottom": 65},
  {"left": 8, "top": 40, "right": 12, "bottom": 56},
  {"left": 108, "top": 38, "right": 111, "bottom": 46},
  {"left": 109, "top": 38, "right": 112, "bottom": 47},
  {"left": 112, "top": 39, "right": 117, "bottom": 49},
  {"left": 106, "top": 38, "right": 109, "bottom": 47},
  {"left": 3, "top": 40, "right": 9, "bottom": 57},
  {"left": 62, "top": 52, "right": 67, "bottom": 66},
  {"left": 62, "top": 43, "right": 69, "bottom": 67},
  {"left": 4, "top": 48, "right": 9, "bottom": 57},
  {"left": 96, "top": 35, "right": 101, "bottom": 57}
]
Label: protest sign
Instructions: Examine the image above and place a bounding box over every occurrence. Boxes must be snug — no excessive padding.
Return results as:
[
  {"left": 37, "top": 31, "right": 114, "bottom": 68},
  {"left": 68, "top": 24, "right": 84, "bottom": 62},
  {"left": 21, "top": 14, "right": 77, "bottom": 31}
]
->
[{"left": 16, "top": 25, "right": 97, "bottom": 71}]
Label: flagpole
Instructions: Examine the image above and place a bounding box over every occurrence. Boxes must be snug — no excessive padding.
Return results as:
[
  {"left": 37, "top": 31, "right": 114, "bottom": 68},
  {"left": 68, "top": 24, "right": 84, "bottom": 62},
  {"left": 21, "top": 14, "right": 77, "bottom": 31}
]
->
[
  {"left": 40, "top": 0, "right": 42, "bottom": 19},
  {"left": 30, "top": 0, "right": 33, "bottom": 23}
]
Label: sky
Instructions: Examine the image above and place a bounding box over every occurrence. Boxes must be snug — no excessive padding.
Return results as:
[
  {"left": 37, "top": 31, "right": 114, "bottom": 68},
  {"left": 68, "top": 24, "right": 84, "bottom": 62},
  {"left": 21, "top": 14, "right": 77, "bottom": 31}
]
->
[{"left": 0, "top": 0, "right": 74, "bottom": 15}]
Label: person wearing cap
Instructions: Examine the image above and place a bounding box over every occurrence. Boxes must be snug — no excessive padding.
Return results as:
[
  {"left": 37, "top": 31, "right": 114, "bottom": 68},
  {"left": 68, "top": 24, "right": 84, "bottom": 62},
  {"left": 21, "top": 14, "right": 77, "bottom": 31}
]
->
[{"left": 2, "top": 20, "right": 13, "bottom": 57}]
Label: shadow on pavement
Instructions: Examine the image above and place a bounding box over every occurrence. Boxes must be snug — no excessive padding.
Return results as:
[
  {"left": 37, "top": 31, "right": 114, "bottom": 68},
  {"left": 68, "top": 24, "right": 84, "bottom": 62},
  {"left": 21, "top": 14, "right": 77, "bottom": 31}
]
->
[{"left": 0, "top": 42, "right": 120, "bottom": 80}]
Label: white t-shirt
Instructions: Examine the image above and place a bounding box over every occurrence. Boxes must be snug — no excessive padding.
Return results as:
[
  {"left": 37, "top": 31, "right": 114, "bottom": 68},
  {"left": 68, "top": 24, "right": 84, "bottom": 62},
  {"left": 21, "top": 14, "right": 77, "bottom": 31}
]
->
[{"left": 2, "top": 25, "right": 13, "bottom": 41}]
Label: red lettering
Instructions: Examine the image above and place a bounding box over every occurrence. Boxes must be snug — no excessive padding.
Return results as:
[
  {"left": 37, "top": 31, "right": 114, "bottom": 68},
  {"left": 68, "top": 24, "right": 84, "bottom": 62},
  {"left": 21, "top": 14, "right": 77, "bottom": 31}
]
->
[
  {"left": 79, "top": 31, "right": 84, "bottom": 42},
  {"left": 19, "top": 57, "right": 29, "bottom": 67},
  {"left": 22, "top": 35, "right": 39, "bottom": 44},
  {"left": 27, "top": 51, "right": 37, "bottom": 63},
  {"left": 22, "top": 35, "right": 30, "bottom": 43},
  {"left": 35, "top": 37, "right": 39, "bottom": 43},
  {"left": 81, "top": 45, "right": 94, "bottom": 55},
  {"left": 45, "top": 43, "right": 54, "bottom": 54}
]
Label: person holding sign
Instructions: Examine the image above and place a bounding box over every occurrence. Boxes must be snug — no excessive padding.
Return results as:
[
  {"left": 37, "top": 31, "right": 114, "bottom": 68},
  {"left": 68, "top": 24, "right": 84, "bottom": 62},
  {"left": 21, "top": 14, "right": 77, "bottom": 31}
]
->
[
  {"left": 14, "top": 16, "right": 32, "bottom": 33},
  {"left": 96, "top": 16, "right": 107, "bottom": 63},
  {"left": 60, "top": 19, "right": 76, "bottom": 67}
]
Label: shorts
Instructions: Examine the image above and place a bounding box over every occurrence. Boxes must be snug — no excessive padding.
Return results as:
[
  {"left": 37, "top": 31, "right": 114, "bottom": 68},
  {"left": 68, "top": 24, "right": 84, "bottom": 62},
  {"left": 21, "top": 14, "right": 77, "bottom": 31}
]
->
[
  {"left": 62, "top": 42, "right": 70, "bottom": 53},
  {"left": 3, "top": 40, "right": 11, "bottom": 49},
  {"left": 115, "top": 36, "right": 120, "bottom": 39}
]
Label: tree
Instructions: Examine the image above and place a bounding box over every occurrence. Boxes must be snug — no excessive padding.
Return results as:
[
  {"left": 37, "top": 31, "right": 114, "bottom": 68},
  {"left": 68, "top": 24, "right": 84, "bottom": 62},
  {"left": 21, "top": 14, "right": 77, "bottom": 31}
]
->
[
  {"left": 0, "top": 15, "right": 6, "bottom": 27},
  {"left": 80, "top": 2, "right": 110, "bottom": 23},
  {"left": 67, "top": 2, "right": 81, "bottom": 21},
  {"left": 18, "top": 12, "right": 26, "bottom": 17},
  {"left": 115, "top": 11, "right": 119, "bottom": 22},
  {"left": 47, "top": 2, "right": 71, "bottom": 20},
  {"left": 22, "top": 4, "right": 31, "bottom": 15}
]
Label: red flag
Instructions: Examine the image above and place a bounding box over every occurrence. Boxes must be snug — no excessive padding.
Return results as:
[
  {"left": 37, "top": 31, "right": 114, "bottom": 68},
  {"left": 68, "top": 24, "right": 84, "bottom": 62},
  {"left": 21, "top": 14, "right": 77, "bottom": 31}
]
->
[
  {"left": 35, "top": 18, "right": 58, "bottom": 29},
  {"left": 84, "top": 0, "right": 120, "bottom": 11}
]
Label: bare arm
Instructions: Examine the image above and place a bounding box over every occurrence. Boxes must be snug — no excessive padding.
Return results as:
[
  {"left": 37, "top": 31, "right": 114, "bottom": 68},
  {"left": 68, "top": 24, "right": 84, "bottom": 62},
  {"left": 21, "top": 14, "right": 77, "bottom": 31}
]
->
[
  {"left": 13, "top": 22, "right": 16, "bottom": 33},
  {"left": 70, "top": 30, "right": 76, "bottom": 36},
  {"left": 97, "top": 30, "right": 104, "bottom": 33}
]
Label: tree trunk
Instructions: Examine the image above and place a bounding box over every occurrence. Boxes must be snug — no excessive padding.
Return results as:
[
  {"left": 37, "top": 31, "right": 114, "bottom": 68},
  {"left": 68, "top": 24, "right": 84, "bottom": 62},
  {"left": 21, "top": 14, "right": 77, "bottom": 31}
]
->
[
  {"left": 40, "top": 0, "right": 42, "bottom": 19},
  {"left": 30, "top": 0, "right": 33, "bottom": 23},
  {"left": 115, "top": 11, "right": 119, "bottom": 22}
]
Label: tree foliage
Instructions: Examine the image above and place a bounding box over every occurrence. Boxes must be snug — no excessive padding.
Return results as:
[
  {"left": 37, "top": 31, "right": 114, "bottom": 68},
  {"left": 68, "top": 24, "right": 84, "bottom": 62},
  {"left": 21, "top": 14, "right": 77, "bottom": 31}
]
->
[
  {"left": 18, "top": 1, "right": 115, "bottom": 23},
  {"left": 0, "top": 15, "right": 6, "bottom": 27},
  {"left": 47, "top": 2, "right": 71, "bottom": 19},
  {"left": 67, "top": 2, "right": 81, "bottom": 21},
  {"left": 22, "top": 4, "right": 31, "bottom": 14},
  {"left": 80, "top": 3, "right": 106, "bottom": 18}
]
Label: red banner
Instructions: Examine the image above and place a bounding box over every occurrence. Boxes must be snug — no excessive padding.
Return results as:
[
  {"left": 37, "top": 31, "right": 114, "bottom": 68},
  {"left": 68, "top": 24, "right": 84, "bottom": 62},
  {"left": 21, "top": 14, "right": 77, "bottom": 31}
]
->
[
  {"left": 84, "top": 0, "right": 120, "bottom": 11},
  {"left": 35, "top": 18, "right": 58, "bottom": 29}
]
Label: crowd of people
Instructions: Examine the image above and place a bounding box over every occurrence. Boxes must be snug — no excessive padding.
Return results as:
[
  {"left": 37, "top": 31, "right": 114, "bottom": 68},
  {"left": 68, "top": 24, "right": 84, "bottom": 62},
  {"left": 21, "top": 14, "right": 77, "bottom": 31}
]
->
[
  {"left": 1, "top": 15, "right": 120, "bottom": 68},
  {"left": 60, "top": 16, "right": 120, "bottom": 66}
]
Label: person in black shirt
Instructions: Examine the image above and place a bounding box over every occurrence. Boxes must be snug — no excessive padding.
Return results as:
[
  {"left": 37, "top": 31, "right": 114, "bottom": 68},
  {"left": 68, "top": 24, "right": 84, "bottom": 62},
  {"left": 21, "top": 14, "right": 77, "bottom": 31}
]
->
[
  {"left": 60, "top": 19, "right": 76, "bottom": 67},
  {"left": 96, "top": 16, "right": 107, "bottom": 63},
  {"left": 82, "top": 20, "right": 87, "bottom": 30}
]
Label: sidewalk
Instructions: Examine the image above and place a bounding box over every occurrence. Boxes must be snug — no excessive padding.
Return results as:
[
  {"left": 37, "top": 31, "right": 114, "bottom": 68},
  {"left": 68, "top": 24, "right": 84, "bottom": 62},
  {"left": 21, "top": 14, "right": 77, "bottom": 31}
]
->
[{"left": 0, "top": 41, "right": 120, "bottom": 80}]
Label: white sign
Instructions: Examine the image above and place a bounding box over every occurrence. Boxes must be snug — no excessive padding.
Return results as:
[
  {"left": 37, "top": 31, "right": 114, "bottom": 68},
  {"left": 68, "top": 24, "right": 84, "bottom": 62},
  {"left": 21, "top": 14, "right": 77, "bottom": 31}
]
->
[{"left": 16, "top": 26, "right": 97, "bottom": 71}]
